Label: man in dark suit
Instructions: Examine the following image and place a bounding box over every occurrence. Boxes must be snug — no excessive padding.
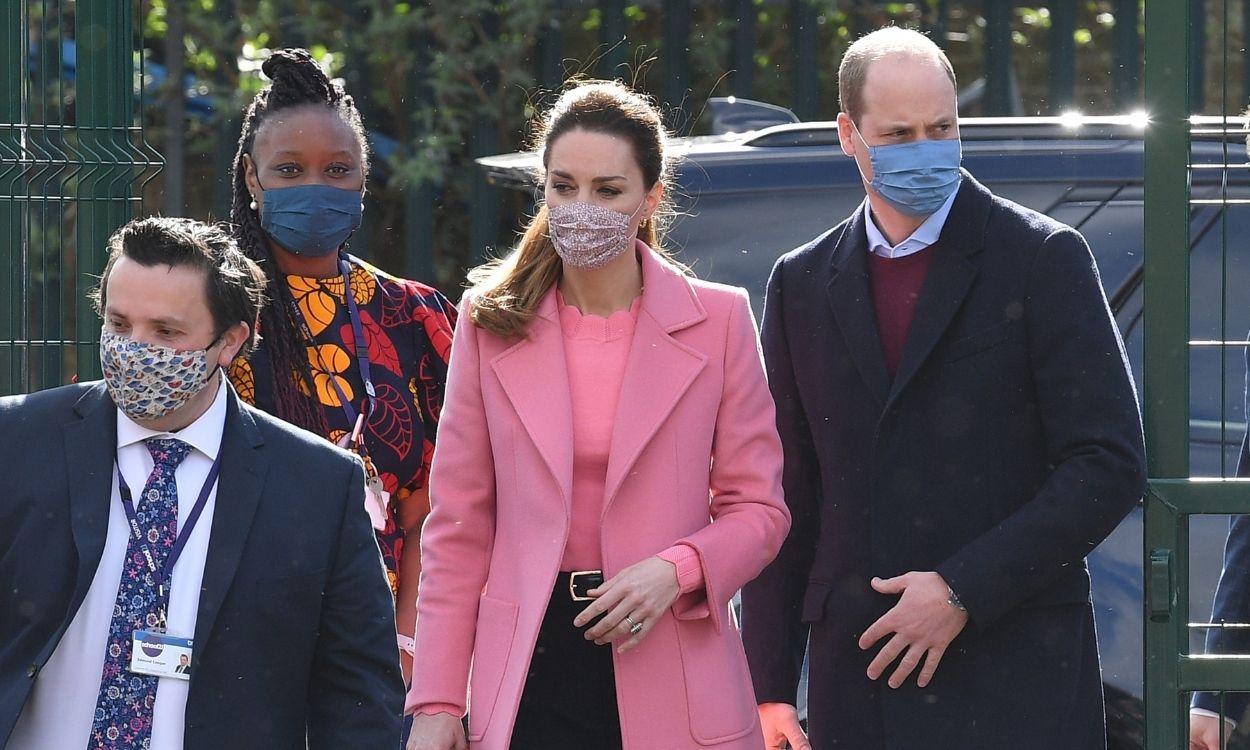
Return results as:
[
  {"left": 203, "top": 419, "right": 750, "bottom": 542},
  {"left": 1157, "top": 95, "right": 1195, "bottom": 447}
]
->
[
  {"left": 1190, "top": 347, "right": 1250, "bottom": 749},
  {"left": 740, "top": 27, "right": 1147, "bottom": 750},
  {"left": 0, "top": 217, "right": 402, "bottom": 749}
]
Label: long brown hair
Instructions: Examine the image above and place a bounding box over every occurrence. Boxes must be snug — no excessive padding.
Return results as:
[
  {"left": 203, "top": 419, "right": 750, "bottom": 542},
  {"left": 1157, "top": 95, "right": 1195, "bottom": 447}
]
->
[{"left": 468, "top": 80, "right": 686, "bottom": 339}]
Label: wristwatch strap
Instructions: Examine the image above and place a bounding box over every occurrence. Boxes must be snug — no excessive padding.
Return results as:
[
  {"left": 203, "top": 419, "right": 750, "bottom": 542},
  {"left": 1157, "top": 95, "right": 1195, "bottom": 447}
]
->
[{"left": 946, "top": 585, "right": 967, "bottom": 612}]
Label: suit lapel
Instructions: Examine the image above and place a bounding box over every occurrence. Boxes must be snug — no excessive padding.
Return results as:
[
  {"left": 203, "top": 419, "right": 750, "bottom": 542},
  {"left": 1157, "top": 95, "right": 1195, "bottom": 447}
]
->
[
  {"left": 490, "top": 291, "right": 575, "bottom": 511},
  {"left": 885, "top": 173, "right": 991, "bottom": 406},
  {"left": 193, "top": 388, "right": 268, "bottom": 649},
  {"left": 63, "top": 383, "right": 118, "bottom": 615},
  {"left": 603, "top": 245, "right": 708, "bottom": 513},
  {"left": 826, "top": 208, "right": 892, "bottom": 407}
]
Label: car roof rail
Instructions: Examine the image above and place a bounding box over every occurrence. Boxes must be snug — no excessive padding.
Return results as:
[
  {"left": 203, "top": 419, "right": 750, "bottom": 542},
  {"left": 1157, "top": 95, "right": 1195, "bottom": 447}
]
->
[
  {"left": 739, "top": 114, "right": 1249, "bottom": 148},
  {"left": 707, "top": 97, "right": 800, "bottom": 135}
]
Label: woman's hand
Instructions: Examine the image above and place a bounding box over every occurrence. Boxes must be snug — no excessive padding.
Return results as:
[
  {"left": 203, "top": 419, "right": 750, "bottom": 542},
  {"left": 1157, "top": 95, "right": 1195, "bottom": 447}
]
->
[
  {"left": 572, "top": 556, "right": 682, "bottom": 654},
  {"left": 405, "top": 712, "right": 466, "bottom": 750},
  {"left": 400, "top": 650, "right": 413, "bottom": 686}
]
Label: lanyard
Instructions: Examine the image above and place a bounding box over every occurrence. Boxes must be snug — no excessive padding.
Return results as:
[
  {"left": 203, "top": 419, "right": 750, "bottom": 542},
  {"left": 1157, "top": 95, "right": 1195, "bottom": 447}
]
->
[
  {"left": 293, "top": 259, "right": 377, "bottom": 432},
  {"left": 116, "top": 450, "right": 222, "bottom": 631}
]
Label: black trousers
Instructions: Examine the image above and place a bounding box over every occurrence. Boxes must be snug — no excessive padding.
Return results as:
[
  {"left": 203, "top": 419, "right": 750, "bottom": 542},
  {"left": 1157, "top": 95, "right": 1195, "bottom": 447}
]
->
[{"left": 509, "top": 572, "right": 624, "bottom": 750}]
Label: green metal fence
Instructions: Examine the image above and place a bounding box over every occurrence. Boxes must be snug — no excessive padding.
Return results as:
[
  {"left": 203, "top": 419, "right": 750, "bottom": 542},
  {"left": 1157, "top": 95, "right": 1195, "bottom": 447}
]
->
[
  {"left": 0, "top": 0, "right": 161, "bottom": 396},
  {"left": 1143, "top": 0, "right": 1250, "bottom": 747}
]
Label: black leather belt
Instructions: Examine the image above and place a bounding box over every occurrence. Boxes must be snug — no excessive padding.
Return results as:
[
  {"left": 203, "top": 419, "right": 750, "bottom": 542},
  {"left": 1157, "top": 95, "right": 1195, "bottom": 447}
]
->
[{"left": 563, "top": 570, "right": 604, "bottom": 602}]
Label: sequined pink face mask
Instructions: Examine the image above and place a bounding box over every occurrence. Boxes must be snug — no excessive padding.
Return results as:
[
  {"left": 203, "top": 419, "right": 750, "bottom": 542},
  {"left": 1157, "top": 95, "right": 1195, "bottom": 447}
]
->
[{"left": 547, "top": 199, "right": 645, "bottom": 270}]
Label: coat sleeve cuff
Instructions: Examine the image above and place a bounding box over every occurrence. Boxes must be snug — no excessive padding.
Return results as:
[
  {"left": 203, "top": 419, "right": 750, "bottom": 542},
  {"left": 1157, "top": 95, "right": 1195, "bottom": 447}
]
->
[
  {"left": 658, "top": 543, "right": 706, "bottom": 594},
  {"left": 411, "top": 702, "right": 464, "bottom": 718}
]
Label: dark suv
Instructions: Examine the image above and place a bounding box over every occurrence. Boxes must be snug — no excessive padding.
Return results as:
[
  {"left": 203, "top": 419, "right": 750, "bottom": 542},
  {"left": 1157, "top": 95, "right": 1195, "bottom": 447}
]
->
[{"left": 478, "top": 106, "right": 1250, "bottom": 748}]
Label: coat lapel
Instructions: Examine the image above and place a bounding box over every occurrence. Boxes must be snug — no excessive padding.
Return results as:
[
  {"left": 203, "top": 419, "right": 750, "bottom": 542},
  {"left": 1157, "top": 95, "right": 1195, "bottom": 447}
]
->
[
  {"left": 826, "top": 207, "right": 892, "bottom": 407},
  {"left": 63, "top": 383, "right": 118, "bottom": 614},
  {"left": 490, "top": 291, "right": 575, "bottom": 510},
  {"left": 603, "top": 244, "right": 708, "bottom": 512},
  {"left": 193, "top": 387, "right": 268, "bottom": 649},
  {"left": 885, "top": 172, "right": 991, "bottom": 405}
]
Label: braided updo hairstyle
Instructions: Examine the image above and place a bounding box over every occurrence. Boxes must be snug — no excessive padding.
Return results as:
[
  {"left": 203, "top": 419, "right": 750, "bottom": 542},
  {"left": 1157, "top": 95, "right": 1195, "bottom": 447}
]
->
[{"left": 230, "top": 48, "right": 369, "bottom": 436}]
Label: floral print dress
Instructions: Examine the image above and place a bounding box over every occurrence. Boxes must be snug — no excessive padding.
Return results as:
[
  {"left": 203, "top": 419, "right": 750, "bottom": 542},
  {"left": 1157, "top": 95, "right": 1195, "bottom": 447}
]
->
[{"left": 229, "top": 254, "right": 456, "bottom": 595}]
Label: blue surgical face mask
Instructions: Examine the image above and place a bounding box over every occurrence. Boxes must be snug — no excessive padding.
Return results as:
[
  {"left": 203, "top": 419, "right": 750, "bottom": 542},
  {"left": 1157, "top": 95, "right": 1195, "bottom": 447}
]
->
[
  {"left": 851, "top": 122, "right": 962, "bottom": 217},
  {"left": 258, "top": 183, "right": 363, "bottom": 257}
]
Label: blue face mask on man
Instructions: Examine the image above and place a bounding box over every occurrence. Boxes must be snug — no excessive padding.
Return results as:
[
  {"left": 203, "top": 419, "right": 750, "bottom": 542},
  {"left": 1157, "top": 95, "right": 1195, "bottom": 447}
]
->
[
  {"left": 258, "top": 183, "right": 364, "bottom": 257},
  {"left": 850, "top": 121, "right": 962, "bottom": 217}
]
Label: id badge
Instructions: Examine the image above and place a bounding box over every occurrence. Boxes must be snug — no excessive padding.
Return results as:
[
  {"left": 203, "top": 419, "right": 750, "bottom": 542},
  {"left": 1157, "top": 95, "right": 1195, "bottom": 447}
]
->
[
  {"left": 130, "top": 630, "right": 194, "bottom": 681},
  {"left": 364, "top": 474, "right": 390, "bottom": 531}
]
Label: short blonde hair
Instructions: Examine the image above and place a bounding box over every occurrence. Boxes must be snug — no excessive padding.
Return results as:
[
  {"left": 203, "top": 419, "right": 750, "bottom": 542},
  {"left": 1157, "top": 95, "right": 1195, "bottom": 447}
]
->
[{"left": 838, "top": 27, "right": 956, "bottom": 125}]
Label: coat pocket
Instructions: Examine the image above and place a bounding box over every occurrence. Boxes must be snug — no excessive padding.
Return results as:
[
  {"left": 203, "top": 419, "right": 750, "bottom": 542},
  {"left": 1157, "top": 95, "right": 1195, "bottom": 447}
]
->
[
  {"left": 944, "top": 322, "right": 1010, "bottom": 363},
  {"left": 466, "top": 594, "right": 520, "bottom": 742},
  {"left": 675, "top": 616, "right": 759, "bottom": 744}
]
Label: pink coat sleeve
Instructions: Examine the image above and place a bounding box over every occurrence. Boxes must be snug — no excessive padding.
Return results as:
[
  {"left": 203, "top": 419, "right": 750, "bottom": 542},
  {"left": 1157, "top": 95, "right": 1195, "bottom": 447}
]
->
[
  {"left": 405, "top": 295, "right": 496, "bottom": 715},
  {"left": 671, "top": 290, "right": 790, "bottom": 631}
]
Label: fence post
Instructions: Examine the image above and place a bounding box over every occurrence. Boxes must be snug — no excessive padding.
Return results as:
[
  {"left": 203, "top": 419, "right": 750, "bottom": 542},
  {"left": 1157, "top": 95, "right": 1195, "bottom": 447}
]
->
[
  {"left": 340, "top": 1, "right": 377, "bottom": 260},
  {"left": 539, "top": 0, "right": 565, "bottom": 90},
  {"left": 984, "top": 0, "right": 1012, "bottom": 115},
  {"left": 1189, "top": 0, "right": 1206, "bottom": 110},
  {"left": 789, "top": 0, "right": 819, "bottom": 121},
  {"left": 0, "top": 0, "right": 20, "bottom": 394},
  {"left": 663, "top": 0, "right": 692, "bottom": 132},
  {"left": 162, "top": 0, "right": 186, "bottom": 216},
  {"left": 1048, "top": 0, "right": 1075, "bottom": 112},
  {"left": 404, "top": 19, "right": 435, "bottom": 283},
  {"left": 1142, "top": 0, "right": 1192, "bottom": 742},
  {"left": 74, "top": 0, "right": 137, "bottom": 383},
  {"left": 468, "top": 10, "right": 500, "bottom": 264},
  {"left": 1244, "top": 0, "right": 1250, "bottom": 108},
  {"left": 1114, "top": 0, "right": 1141, "bottom": 109},
  {"left": 931, "top": 0, "right": 949, "bottom": 49},
  {"left": 728, "top": 0, "right": 755, "bottom": 98},
  {"left": 599, "top": 0, "right": 627, "bottom": 78}
]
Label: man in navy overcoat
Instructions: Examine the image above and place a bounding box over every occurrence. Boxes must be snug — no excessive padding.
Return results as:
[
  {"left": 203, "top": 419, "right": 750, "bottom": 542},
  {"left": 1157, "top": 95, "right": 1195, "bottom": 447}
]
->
[{"left": 741, "top": 28, "right": 1147, "bottom": 750}]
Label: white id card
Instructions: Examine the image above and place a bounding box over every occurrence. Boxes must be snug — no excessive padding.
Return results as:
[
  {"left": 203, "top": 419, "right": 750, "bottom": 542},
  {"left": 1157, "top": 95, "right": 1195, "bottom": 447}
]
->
[{"left": 130, "top": 630, "right": 194, "bottom": 681}]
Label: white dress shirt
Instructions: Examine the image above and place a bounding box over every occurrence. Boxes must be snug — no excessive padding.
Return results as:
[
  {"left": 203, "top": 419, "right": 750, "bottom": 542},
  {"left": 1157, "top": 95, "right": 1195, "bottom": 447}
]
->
[
  {"left": 9, "top": 376, "right": 227, "bottom": 750},
  {"left": 863, "top": 185, "right": 960, "bottom": 259}
]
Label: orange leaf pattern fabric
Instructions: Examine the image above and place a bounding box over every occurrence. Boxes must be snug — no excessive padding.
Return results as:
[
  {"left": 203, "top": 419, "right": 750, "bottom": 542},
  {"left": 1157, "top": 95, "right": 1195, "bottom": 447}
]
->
[
  {"left": 227, "top": 255, "right": 456, "bottom": 597},
  {"left": 229, "top": 358, "right": 256, "bottom": 405},
  {"left": 299, "top": 343, "right": 354, "bottom": 408}
]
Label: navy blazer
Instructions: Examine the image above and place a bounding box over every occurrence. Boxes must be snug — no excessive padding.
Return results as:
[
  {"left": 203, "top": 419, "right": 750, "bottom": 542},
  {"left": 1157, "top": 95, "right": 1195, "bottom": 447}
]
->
[
  {"left": 0, "top": 381, "right": 403, "bottom": 749},
  {"left": 741, "top": 172, "right": 1147, "bottom": 749},
  {"left": 1195, "top": 348, "right": 1250, "bottom": 720}
]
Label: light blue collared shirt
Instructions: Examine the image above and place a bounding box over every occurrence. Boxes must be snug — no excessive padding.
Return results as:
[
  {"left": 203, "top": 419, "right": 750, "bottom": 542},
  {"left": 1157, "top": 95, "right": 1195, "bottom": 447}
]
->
[{"left": 863, "top": 185, "right": 961, "bottom": 259}]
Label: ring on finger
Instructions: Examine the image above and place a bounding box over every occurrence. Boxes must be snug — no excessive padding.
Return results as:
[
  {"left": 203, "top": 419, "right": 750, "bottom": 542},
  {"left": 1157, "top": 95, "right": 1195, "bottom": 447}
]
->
[{"left": 625, "top": 615, "right": 644, "bottom": 635}]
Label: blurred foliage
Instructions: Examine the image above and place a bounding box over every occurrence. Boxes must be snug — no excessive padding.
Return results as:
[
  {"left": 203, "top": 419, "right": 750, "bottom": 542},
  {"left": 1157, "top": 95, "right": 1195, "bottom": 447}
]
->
[{"left": 132, "top": 0, "right": 1180, "bottom": 291}]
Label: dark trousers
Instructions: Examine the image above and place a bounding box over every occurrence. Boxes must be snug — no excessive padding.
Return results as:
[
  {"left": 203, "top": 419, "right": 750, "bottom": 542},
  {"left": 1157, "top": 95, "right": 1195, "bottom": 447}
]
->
[{"left": 509, "top": 572, "right": 623, "bottom": 750}]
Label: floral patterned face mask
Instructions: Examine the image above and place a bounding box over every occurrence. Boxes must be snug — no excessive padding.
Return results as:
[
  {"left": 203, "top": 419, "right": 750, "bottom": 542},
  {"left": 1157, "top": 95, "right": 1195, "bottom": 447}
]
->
[{"left": 100, "top": 329, "right": 218, "bottom": 422}]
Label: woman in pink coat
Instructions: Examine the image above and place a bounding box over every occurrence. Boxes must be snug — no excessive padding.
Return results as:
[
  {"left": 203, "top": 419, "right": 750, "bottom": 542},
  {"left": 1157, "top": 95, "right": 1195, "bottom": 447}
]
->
[{"left": 405, "top": 80, "right": 790, "bottom": 750}]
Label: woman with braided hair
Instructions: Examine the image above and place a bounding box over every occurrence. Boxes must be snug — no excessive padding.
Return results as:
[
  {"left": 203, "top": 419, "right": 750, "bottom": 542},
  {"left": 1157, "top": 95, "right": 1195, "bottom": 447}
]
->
[{"left": 226, "top": 48, "right": 456, "bottom": 703}]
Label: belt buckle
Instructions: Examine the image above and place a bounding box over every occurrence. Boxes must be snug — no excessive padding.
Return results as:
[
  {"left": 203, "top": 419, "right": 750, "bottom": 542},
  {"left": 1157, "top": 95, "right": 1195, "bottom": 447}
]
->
[{"left": 568, "top": 570, "right": 603, "bottom": 602}]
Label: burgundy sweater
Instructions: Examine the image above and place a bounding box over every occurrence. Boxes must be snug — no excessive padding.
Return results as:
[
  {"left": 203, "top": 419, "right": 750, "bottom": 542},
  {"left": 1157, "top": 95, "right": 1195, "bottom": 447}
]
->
[{"left": 867, "top": 243, "right": 939, "bottom": 377}]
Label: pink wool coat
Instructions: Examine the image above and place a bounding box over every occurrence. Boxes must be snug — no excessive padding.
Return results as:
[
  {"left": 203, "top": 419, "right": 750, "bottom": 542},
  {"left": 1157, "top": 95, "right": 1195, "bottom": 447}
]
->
[{"left": 406, "top": 243, "right": 790, "bottom": 749}]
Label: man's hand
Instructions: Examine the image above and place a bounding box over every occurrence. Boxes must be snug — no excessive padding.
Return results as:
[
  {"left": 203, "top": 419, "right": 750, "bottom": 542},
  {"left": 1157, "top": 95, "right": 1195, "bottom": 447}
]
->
[
  {"left": 858, "top": 571, "right": 969, "bottom": 689},
  {"left": 758, "top": 702, "right": 811, "bottom": 750},
  {"left": 573, "top": 556, "right": 682, "bottom": 654},
  {"left": 1190, "top": 710, "right": 1234, "bottom": 750},
  {"left": 405, "top": 712, "right": 467, "bottom": 750}
]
